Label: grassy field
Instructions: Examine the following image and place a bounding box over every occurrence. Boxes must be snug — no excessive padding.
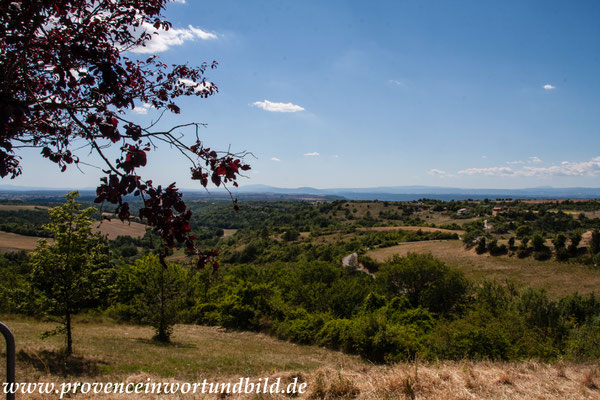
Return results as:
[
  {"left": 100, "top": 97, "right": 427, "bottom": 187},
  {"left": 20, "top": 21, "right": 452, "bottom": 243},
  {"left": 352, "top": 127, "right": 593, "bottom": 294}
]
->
[
  {"left": 367, "top": 240, "right": 600, "bottom": 298},
  {"left": 0, "top": 315, "right": 363, "bottom": 381},
  {"left": 0, "top": 315, "right": 598, "bottom": 399}
]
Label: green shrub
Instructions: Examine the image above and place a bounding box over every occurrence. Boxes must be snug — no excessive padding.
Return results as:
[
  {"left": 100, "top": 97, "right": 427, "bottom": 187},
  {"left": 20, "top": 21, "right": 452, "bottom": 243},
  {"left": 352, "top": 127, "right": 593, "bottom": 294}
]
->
[
  {"left": 475, "top": 237, "right": 487, "bottom": 254},
  {"left": 566, "top": 318, "right": 600, "bottom": 359},
  {"left": 376, "top": 254, "right": 470, "bottom": 315}
]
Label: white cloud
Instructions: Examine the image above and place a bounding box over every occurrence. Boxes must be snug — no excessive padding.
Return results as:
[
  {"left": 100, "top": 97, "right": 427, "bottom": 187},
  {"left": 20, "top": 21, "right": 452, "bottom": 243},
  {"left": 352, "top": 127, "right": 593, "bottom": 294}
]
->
[
  {"left": 428, "top": 169, "right": 445, "bottom": 175},
  {"left": 428, "top": 169, "right": 456, "bottom": 178},
  {"left": 458, "top": 167, "right": 515, "bottom": 176},
  {"left": 506, "top": 160, "right": 525, "bottom": 165},
  {"left": 389, "top": 79, "right": 405, "bottom": 87},
  {"left": 131, "top": 22, "right": 217, "bottom": 54},
  {"left": 270, "top": 157, "right": 281, "bottom": 162},
  {"left": 331, "top": 155, "right": 340, "bottom": 159},
  {"left": 519, "top": 157, "right": 600, "bottom": 177},
  {"left": 543, "top": 84, "right": 556, "bottom": 90},
  {"left": 456, "top": 157, "right": 600, "bottom": 177},
  {"left": 179, "top": 78, "right": 215, "bottom": 94},
  {"left": 132, "top": 102, "right": 154, "bottom": 115},
  {"left": 529, "top": 156, "right": 542, "bottom": 163},
  {"left": 304, "top": 152, "right": 319, "bottom": 156},
  {"left": 481, "top": 155, "right": 487, "bottom": 159},
  {"left": 252, "top": 100, "right": 304, "bottom": 113},
  {"left": 172, "top": 0, "right": 186, "bottom": 3}
]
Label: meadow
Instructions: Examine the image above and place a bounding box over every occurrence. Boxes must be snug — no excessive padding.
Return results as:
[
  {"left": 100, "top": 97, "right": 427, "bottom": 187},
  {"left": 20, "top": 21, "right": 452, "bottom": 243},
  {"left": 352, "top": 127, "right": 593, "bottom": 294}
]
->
[{"left": 0, "top": 315, "right": 598, "bottom": 399}]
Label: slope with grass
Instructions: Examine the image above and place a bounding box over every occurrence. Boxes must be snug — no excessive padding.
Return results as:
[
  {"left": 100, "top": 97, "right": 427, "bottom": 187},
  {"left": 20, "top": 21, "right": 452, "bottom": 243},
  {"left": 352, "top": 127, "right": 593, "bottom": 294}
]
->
[{"left": 0, "top": 315, "right": 598, "bottom": 399}]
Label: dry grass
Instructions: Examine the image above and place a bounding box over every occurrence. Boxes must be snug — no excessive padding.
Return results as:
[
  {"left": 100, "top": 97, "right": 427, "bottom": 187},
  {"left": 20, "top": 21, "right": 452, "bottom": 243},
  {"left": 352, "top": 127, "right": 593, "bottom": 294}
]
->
[
  {"left": 0, "top": 315, "right": 364, "bottom": 382},
  {"left": 10, "top": 361, "right": 600, "bottom": 399},
  {"left": 0, "top": 231, "right": 47, "bottom": 253},
  {"left": 2, "top": 316, "right": 600, "bottom": 399},
  {"left": 357, "top": 226, "right": 464, "bottom": 234},
  {"left": 367, "top": 240, "right": 600, "bottom": 298},
  {"left": 222, "top": 229, "right": 238, "bottom": 238},
  {"left": 91, "top": 219, "right": 147, "bottom": 240},
  {"left": 0, "top": 219, "right": 147, "bottom": 253},
  {"left": 0, "top": 204, "right": 50, "bottom": 211}
]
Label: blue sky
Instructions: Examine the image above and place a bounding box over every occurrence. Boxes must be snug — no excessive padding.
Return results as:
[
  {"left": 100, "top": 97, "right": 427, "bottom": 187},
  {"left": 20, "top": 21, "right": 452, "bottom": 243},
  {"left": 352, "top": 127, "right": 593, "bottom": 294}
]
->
[{"left": 10, "top": 0, "right": 600, "bottom": 189}]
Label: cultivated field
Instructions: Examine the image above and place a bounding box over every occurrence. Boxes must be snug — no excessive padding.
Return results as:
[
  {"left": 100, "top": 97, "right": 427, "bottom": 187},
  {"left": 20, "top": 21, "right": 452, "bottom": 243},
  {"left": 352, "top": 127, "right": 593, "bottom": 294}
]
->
[
  {"left": 0, "top": 231, "right": 48, "bottom": 253},
  {"left": 0, "top": 219, "right": 146, "bottom": 253},
  {"left": 91, "top": 219, "right": 147, "bottom": 240},
  {"left": 0, "top": 315, "right": 598, "bottom": 399},
  {"left": 0, "top": 204, "right": 49, "bottom": 211}
]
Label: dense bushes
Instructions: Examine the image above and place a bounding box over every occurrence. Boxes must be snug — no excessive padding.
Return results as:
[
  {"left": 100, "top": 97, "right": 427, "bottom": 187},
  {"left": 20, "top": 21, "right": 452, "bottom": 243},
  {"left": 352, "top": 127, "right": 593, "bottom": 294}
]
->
[
  {"left": 4, "top": 245, "right": 600, "bottom": 362},
  {"left": 112, "top": 253, "right": 600, "bottom": 363}
]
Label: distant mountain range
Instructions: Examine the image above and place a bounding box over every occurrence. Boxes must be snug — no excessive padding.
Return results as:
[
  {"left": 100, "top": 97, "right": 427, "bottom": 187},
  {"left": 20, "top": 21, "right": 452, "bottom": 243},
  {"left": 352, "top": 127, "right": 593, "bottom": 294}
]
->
[{"left": 2, "top": 184, "right": 600, "bottom": 201}]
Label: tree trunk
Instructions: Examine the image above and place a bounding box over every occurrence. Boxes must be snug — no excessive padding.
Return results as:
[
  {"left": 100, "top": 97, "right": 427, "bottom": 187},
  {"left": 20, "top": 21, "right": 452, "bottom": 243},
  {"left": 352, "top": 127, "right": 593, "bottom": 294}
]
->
[
  {"left": 156, "top": 259, "right": 169, "bottom": 343},
  {"left": 65, "top": 310, "right": 72, "bottom": 356}
]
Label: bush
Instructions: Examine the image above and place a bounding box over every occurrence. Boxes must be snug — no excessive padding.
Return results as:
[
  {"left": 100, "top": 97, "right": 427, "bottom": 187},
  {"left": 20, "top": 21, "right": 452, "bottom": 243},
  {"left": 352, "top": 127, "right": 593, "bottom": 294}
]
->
[
  {"left": 531, "top": 233, "right": 547, "bottom": 252},
  {"left": 566, "top": 318, "right": 600, "bottom": 360},
  {"left": 516, "top": 247, "right": 531, "bottom": 258},
  {"left": 376, "top": 254, "right": 470, "bottom": 315},
  {"left": 475, "top": 237, "right": 487, "bottom": 254},
  {"left": 508, "top": 236, "right": 515, "bottom": 249},
  {"left": 533, "top": 250, "right": 552, "bottom": 261},
  {"left": 555, "top": 248, "right": 569, "bottom": 261},
  {"left": 516, "top": 225, "right": 531, "bottom": 239},
  {"left": 283, "top": 229, "right": 300, "bottom": 241}
]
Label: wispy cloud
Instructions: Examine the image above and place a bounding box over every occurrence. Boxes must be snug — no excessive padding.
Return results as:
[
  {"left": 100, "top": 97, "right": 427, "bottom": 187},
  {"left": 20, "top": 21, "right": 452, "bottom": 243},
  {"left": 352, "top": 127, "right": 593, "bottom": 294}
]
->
[
  {"left": 529, "top": 156, "right": 542, "bottom": 163},
  {"left": 428, "top": 169, "right": 455, "bottom": 178},
  {"left": 131, "top": 22, "right": 217, "bottom": 54},
  {"left": 132, "top": 103, "right": 154, "bottom": 115},
  {"left": 458, "top": 167, "right": 515, "bottom": 176},
  {"left": 331, "top": 155, "right": 340, "bottom": 159},
  {"left": 457, "top": 157, "right": 600, "bottom": 177},
  {"left": 506, "top": 160, "right": 525, "bottom": 165},
  {"left": 543, "top": 84, "right": 556, "bottom": 90},
  {"left": 172, "top": 0, "right": 186, "bottom": 3},
  {"left": 388, "top": 79, "right": 405, "bottom": 87},
  {"left": 252, "top": 100, "right": 304, "bottom": 113},
  {"left": 270, "top": 157, "right": 281, "bottom": 162},
  {"left": 304, "top": 152, "right": 320, "bottom": 156}
]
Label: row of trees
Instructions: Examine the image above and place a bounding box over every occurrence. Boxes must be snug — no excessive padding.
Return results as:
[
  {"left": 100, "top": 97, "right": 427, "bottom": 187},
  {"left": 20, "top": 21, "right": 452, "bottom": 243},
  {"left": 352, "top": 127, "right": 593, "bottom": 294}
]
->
[{"left": 471, "top": 230, "right": 600, "bottom": 262}]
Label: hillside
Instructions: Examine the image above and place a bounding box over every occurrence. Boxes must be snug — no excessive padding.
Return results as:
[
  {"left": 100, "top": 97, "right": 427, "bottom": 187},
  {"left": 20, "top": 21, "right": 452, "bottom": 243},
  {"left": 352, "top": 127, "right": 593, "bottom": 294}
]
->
[{"left": 0, "top": 315, "right": 598, "bottom": 399}]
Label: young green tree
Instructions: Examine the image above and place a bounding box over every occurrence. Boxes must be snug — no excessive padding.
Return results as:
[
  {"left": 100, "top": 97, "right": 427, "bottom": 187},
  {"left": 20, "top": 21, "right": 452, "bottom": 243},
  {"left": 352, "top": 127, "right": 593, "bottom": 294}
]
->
[
  {"left": 30, "top": 192, "right": 109, "bottom": 356},
  {"left": 117, "top": 254, "right": 189, "bottom": 342}
]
